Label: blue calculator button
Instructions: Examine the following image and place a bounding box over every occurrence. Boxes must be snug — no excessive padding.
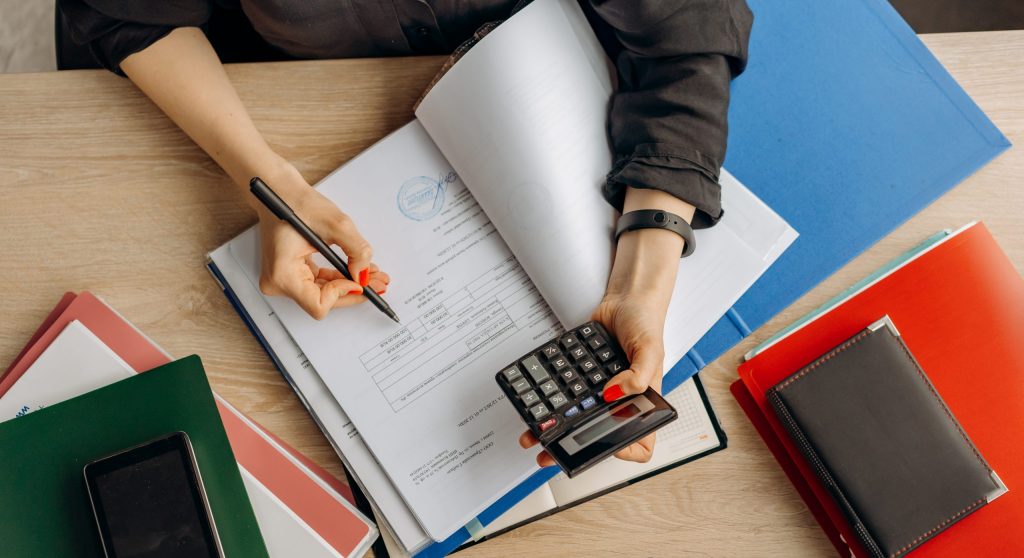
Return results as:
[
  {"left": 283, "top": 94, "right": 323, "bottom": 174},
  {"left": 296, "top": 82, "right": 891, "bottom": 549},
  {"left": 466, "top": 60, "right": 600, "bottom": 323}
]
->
[
  {"left": 580, "top": 396, "right": 597, "bottom": 410},
  {"left": 564, "top": 406, "right": 580, "bottom": 419}
]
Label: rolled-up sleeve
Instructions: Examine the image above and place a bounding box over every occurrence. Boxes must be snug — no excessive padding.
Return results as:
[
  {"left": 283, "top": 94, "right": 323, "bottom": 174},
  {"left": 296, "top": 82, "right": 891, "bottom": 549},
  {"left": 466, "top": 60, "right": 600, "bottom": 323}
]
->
[
  {"left": 58, "top": 0, "right": 212, "bottom": 75},
  {"left": 589, "top": 0, "right": 753, "bottom": 228}
]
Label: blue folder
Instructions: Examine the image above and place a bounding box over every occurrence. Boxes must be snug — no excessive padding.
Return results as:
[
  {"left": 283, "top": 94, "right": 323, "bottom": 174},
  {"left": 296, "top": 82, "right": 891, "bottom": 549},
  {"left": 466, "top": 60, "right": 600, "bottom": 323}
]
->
[
  {"left": 414, "top": 0, "right": 1009, "bottom": 555},
  {"left": 211, "top": 0, "right": 1009, "bottom": 555},
  {"left": 662, "top": 0, "right": 1011, "bottom": 394}
]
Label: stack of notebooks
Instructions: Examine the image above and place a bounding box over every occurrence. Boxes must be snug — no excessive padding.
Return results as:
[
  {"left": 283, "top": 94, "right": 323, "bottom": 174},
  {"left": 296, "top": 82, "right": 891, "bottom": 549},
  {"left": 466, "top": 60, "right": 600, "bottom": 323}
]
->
[
  {"left": 0, "top": 291, "right": 378, "bottom": 558},
  {"left": 209, "top": 0, "right": 1010, "bottom": 555},
  {"left": 733, "top": 222, "right": 1024, "bottom": 556}
]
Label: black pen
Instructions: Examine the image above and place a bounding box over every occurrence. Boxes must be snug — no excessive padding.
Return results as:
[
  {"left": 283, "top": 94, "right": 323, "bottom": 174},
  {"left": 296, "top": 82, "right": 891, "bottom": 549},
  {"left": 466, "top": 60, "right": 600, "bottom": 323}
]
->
[{"left": 249, "top": 177, "right": 400, "bottom": 323}]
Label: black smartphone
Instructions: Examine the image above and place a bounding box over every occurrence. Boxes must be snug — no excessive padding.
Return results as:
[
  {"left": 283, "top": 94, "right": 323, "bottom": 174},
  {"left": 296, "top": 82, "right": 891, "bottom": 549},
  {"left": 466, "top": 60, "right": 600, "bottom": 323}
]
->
[{"left": 83, "top": 432, "right": 225, "bottom": 558}]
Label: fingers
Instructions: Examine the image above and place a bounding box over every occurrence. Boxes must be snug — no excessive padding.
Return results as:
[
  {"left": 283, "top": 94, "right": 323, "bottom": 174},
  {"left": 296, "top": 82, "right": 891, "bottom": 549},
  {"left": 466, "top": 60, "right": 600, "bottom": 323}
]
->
[
  {"left": 602, "top": 342, "right": 663, "bottom": 400},
  {"left": 614, "top": 432, "right": 656, "bottom": 464},
  {"left": 327, "top": 213, "right": 374, "bottom": 282},
  {"left": 519, "top": 430, "right": 540, "bottom": 448},
  {"left": 518, "top": 430, "right": 557, "bottom": 468},
  {"left": 315, "top": 264, "right": 390, "bottom": 293},
  {"left": 261, "top": 264, "right": 364, "bottom": 320}
]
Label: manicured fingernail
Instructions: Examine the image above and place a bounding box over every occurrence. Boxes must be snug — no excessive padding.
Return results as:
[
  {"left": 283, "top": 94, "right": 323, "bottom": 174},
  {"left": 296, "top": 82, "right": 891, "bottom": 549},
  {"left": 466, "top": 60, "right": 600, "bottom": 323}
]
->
[
  {"left": 602, "top": 384, "right": 624, "bottom": 403},
  {"left": 348, "top": 289, "right": 362, "bottom": 295},
  {"left": 358, "top": 269, "right": 369, "bottom": 287},
  {"left": 375, "top": 288, "right": 386, "bottom": 295}
]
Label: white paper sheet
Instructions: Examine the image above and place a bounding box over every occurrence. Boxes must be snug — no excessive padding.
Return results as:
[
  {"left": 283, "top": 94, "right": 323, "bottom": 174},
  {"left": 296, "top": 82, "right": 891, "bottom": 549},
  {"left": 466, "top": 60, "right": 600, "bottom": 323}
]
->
[
  {"left": 213, "top": 217, "right": 431, "bottom": 553},
  {"left": 245, "top": 122, "right": 563, "bottom": 540},
  {"left": 416, "top": 0, "right": 798, "bottom": 372},
  {"left": 0, "top": 320, "right": 134, "bottom": 421},
  {"left": 416, "top": 0, "right": 615, "bottom": 328}
]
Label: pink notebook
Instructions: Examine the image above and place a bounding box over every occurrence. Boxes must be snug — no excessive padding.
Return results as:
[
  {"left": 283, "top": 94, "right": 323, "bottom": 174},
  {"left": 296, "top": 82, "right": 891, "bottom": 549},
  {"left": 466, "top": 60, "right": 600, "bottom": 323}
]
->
[{"left": 1, "top": 292, "right": 376, "bottom": 558}]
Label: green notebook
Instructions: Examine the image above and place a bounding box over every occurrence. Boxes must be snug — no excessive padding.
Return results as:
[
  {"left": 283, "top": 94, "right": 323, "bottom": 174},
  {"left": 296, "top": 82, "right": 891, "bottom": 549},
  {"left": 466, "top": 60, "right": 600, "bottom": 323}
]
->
[{"left": 0, "top": 355, "right": 269, "bottom": 557}]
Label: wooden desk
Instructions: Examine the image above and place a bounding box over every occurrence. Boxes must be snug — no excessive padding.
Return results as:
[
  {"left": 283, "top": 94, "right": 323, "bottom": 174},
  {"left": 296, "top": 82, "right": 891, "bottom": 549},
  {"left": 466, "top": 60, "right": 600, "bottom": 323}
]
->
[{"left": 0, "top": 30, "right": 1020, "bottom": 557}]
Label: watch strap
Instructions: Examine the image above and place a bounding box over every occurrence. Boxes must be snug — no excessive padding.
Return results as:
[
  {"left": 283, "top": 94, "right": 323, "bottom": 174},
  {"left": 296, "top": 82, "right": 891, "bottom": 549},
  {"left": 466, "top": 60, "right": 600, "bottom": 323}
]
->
[{"left": 614, "top": 210, "right": 696, "bottom": 257}]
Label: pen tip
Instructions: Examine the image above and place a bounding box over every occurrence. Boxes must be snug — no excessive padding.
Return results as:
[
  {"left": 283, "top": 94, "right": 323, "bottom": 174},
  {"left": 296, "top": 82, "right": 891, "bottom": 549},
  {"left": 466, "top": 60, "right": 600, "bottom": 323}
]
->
[{"left": 390, "top": 312, "right": 401, "bottom": 324}]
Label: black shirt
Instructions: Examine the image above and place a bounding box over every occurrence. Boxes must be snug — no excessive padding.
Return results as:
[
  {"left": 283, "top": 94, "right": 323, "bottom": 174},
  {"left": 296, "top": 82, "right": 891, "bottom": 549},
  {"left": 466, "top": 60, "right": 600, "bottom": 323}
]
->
[{"left": 59, "top": 0, "right": 752, "bottom": 227}]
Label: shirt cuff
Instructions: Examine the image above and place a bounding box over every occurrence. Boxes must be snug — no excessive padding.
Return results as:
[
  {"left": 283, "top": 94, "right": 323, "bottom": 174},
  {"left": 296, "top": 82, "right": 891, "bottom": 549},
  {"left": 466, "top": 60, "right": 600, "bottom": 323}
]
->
[{"left": 603, "top": 143, "right": 723, "bottom": 229}]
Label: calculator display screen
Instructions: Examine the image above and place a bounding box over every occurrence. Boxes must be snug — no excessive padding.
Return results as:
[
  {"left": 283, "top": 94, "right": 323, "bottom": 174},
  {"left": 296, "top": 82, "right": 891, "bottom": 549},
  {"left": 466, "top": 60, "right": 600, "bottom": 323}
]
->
[
  {"left": 558, "top": 395, "right": 655, "bottom": 455},
  {"left": 573, "top": 403, "right": 641, "bottom": 446}
]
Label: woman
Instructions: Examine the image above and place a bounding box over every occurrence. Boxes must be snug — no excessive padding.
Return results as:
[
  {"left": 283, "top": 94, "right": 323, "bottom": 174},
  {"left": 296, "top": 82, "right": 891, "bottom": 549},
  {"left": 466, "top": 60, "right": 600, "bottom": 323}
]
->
[{"left": 59, "top": 0, "right": 752, "bottom": 464}]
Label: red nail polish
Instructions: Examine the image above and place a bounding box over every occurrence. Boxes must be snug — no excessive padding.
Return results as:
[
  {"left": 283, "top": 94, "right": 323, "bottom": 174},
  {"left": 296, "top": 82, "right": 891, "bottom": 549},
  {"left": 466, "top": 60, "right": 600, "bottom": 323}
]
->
[
  {"left": 602, "top": 384, "right": 624, "bottom": 403},
  {"left": 358, "top": 269, "right": 369, "bottom": 287},
  {"left": 348, "top": 289, "right": 362, "bottom": 295},
  {"left": 375, "top": 289, "right": 386, "bottom": 295}
]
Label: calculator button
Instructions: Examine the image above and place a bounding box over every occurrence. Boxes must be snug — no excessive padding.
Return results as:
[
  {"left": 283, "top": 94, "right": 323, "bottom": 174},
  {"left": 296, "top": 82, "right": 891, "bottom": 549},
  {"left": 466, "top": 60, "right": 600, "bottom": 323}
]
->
[
  {"left": 586, "top": 370, "right": 608, "bottom": 386},
  {"left": 580, "top": 396, "right": 597, "bottom": 410},
  {"left": 579, "top": 324, "right": 597, "bottom": 338},
  {"left": 538, "top": 380, "right": 559, "bottom": 396},
  {"left": 578, "top": 357, "right": 597, "bottom": 372},
  {"left": 541, "top": 344, "right": 560, "bottom": 359},
  {"left": 564, "top": 406, "right": 580, "bottom": 419},
  {"left": 539, "top": 417, "right": 558, "bottom": 432},
  {"left": 530, "top": 403, "right": 551, "bottom": 421},
  {"left": 521, "top": 355, "right": 549, "bottom": 383},
  {"left": 511, "top": 378, "right": 531, "bottom": 394},
  {"left": 568, "top": 346, "right": 587, "bottom": 361},
  {"left": 548, "top": 392, "right": 570, "bottom": 409},
  {"left": 587, "top": 336, "right": 606, "bottom": 350},
  {"left": 560, "top": 334, "right": 580, "bottom": 350},
  {"left": 567, "top": 380, "right": 588, "bottom": 397},
  {"left": 521, "top": 390, "right": 540, "bottom": 406},
  {"left": 551, "top": 356, "right": 570, "bottom": 372},
  {"left": 595, "top": 347, "right": 614, "bottom": 362},
  {"left": 605, "top": 361, "right": 626, "bottom": 375},
  {"left": 501, "top": 367, "right": 522, "bottom": 382},
  {"left": 558, "top": 368, "right": 579, "bottom": 383}
]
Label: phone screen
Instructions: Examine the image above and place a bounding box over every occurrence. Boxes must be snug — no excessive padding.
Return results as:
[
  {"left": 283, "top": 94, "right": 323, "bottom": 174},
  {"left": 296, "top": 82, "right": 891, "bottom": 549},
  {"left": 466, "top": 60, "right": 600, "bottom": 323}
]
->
[{"left": 85, "top": 433, "right": 221, "bottom": 558}]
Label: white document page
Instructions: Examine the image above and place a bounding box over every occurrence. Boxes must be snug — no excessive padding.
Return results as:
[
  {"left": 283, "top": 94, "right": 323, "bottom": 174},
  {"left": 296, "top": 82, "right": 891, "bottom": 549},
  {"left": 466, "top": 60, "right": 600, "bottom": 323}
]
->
[
  {"left": 0, "top": 320, "right": 133, "bottom": 421},
  {"left": 246, "top": 122, "right": 564, "bottom": 540},
  {"left": 241, "top": 468, "right": 345, "bottom": 558},
  {"left": 216, "top": 236, "right": 430, "bottom": 553},
  {"left": 416, "top": 0, "right": 798, "bottom": 371},
  {"left": 416, "top": 0, "right": 615, "bottom": 327}
]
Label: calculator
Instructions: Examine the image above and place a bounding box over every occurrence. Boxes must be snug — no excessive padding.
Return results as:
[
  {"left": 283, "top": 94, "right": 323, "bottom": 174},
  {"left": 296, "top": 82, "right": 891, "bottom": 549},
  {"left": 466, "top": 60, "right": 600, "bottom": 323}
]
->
[{"left": 495, "top": 321, "right": 677, "bottom": 478}]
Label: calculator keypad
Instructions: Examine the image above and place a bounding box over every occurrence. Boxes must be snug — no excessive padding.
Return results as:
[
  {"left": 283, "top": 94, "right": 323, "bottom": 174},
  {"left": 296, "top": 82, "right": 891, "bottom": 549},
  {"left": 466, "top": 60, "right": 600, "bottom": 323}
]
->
[{"left": 495, "top": 321, "right": 629, "bottom": 438}]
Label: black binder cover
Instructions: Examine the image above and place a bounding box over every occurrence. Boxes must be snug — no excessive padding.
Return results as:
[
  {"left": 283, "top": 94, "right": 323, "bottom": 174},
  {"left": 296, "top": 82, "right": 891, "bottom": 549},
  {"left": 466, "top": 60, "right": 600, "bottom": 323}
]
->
[{"left": 768, "top": 317, "right": 1005, "bottom": 558}]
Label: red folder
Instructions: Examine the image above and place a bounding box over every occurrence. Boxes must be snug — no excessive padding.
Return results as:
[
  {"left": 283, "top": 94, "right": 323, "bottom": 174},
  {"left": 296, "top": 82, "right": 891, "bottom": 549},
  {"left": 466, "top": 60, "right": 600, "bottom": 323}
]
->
[{"left": 735, "top": 222, "right": 1024, "bottom": 557}]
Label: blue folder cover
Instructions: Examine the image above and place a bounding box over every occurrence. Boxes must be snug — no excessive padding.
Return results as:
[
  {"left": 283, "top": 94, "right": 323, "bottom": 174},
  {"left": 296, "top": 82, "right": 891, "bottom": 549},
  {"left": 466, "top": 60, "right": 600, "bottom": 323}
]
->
[
  {"left": 661, "top": 0, "right": 1010, "bottom": 395},
  {"left": 211, "top": 0, "right": 1009, "bottom": 555}
]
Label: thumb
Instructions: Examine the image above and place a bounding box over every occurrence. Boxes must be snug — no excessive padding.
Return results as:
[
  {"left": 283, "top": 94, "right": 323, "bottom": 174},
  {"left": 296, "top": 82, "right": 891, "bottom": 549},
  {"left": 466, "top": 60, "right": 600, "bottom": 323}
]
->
[{"left": 602, "top": 343, "right": 663, "bottom": 402}]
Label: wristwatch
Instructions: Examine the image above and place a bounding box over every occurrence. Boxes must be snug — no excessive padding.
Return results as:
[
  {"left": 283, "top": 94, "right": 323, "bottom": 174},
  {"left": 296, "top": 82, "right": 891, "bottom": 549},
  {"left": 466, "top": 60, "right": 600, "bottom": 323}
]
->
[{"left": 614, "top": 209, "right": 696, "bottom": 258}]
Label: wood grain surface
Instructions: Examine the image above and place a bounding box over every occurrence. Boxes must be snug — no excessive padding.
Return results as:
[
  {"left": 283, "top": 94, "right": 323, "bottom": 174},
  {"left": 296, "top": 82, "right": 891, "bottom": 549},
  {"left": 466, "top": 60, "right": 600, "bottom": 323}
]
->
[{"left": 0, "top": 31, "right": 1020, "bottom": 558}]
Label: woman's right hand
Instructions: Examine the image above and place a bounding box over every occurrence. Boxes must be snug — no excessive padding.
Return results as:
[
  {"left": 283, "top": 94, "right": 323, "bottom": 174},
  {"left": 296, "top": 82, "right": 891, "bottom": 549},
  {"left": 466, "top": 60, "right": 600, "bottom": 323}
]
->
[
  {"left": 254, "top": 172, "right": 390, "bottom": 320},
  {"left": 119, "top": 28, "right": 389, "bottom": 319}
]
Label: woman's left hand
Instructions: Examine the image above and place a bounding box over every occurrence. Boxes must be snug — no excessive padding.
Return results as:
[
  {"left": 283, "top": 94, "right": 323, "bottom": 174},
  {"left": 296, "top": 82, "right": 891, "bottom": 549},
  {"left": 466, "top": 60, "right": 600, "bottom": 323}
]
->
[
  {"left": 518, "top": 185, "right": 694, "bottom": 467},
  {"left": 518, "top": 288, "right": 668, "bottom": 466}
]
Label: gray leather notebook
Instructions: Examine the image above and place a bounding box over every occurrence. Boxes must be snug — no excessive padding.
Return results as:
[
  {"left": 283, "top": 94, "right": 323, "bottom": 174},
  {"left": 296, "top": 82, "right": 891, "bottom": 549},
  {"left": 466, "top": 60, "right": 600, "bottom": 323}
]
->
[{"left": 767, "top": 317, "right": 1006, "bottom": 558}]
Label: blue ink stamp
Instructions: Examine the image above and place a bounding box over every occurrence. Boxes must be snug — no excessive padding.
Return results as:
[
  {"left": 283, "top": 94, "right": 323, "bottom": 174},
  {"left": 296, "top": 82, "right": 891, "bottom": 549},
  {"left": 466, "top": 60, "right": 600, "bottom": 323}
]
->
[{"left": 398, "top": 172, "right": 456, "bottom": 221}]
